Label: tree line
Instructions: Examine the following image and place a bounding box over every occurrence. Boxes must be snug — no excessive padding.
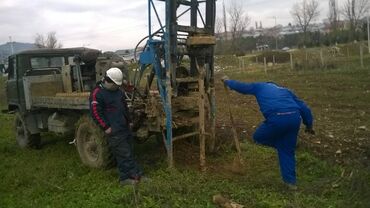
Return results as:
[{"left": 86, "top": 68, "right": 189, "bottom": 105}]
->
[{"left": 216, "top": 0, "right": 370, "bottom": 55}]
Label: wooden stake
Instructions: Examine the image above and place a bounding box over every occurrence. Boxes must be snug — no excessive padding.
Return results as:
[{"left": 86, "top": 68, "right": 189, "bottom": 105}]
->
[
  {"left": 264, "top": 57, "right": 267, "bottom": 73},
  {"left": 290, "top": 53, "right": 294, "bottom": 71},
  {"left": 223, "top": 85, "right": 244, "bottom": 169},
  {"left": 347, "top": 47, "right": 350, "bottom": 58},
  {"left": 360, "top": 45, "right": 364, "bottom": 68},
  {"left": 347, "top": 47, "right": 350, "bottom": 67},
  {"left": 320, "top": 49, "right": 324, "bottom": 68},
  {"left": 305, "top": 50, "right": 308, "bottom": 70}
]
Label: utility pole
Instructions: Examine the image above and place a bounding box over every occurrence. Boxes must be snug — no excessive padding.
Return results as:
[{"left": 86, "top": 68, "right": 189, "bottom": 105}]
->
[
  {"left": 9, "top": 36, "right": 14, "bottom": 54},
  {"left": 222, "top": 0, "right": 227, "bottom": 37},
  {"left": 222, "top": 1, "right": 227, "bottom": 32},
  {"left": 274, "top": 16, "right": 278, "bottom": 50},
  {"left": 271, "top": 16, "right": 278, "bottom": 50}
]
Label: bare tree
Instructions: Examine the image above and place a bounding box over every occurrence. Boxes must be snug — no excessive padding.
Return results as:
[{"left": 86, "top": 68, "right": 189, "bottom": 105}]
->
[
  {"left": 342, "top": 0, "right": 370, "bottom": 32},
  {"left": 291, "top": 0, "right": 320, "bottom": 34},
  {"left": 222, "top": 0, "right": 227, "bottom": 33},
  {"left": 227, "top": 0, "right": 250, "bottom": 53},
  {"left": 34, "top": 34, "right": 46, "bottom": 48},
  {"left": 215, "top": 17, "right": 223, "bottom": 35},
  {"left": 35, "top": 32, "right": 63, "bottom": 49},
  {"left": 215, "top": 17, "right": 225, "bottom": 54},
  {"left": 328, "top": 0, "right": 340, "bottom": 31}
]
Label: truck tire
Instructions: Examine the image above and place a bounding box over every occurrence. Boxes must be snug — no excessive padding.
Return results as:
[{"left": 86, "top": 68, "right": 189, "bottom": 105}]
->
[
  {"left": 14, "top": 112, "right": 41, "bottom": 149},
  {"left": 75, "top": 115, "right": 114, "bottom": 169}
]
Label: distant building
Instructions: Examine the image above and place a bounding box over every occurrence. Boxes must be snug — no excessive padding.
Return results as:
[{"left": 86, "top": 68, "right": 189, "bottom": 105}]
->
[
  {"left": 308, "top": 23, "right": 326, "bottom": 33},
  {"left": 256, "top": 44, "right": 269, "bottom": 51},
  {"left": 280, "top": 24, "right": 301, "bottom": 35},
  {"left": 115, "top": 47, "right": 143, "bottom": 63},
  {"left": 215, "top": 32, "right": 233, "bottom": 40}
]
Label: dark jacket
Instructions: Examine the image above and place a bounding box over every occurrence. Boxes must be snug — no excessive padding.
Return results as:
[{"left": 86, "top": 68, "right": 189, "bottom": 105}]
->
[
  {"left": 89, "top": 81, "right": 131, "bottom": 135},
  {"left": 224, "top": 80, "right": 313, "bottom": 128}
]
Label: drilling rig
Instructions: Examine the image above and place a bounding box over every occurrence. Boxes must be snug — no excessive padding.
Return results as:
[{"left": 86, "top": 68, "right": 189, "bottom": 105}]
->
[{"left": 133, "top": 0, "right": 217, "bottom": 170}]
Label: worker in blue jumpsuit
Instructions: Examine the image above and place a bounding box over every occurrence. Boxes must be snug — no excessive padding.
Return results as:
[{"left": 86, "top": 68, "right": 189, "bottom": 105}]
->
[
  {"left": 90, "top": 67, "right": 144, "bottom": 186},
  {"left": 222, "top": 76, "right": 315, "bottom": 189}
]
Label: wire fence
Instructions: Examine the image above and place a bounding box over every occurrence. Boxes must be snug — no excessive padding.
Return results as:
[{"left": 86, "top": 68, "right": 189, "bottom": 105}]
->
[{"left": 231, "top": 43, "right": 370, "bottom": 73}]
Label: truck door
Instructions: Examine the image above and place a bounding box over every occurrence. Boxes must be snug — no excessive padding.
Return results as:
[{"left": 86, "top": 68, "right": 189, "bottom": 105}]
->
[{"left": 6, "top": 56, "right": 20, "bottom": 109}]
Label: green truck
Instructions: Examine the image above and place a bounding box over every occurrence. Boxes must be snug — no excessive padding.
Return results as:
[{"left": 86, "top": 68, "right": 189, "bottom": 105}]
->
[{"left": 4, "top": 47, "right": 200, "bottom": 168}]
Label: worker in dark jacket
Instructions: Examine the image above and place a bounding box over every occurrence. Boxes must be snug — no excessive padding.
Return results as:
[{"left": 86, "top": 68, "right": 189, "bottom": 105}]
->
[
  {"left": 89, "top": 67, "right": 143, "bottom": 186},
  {"left": 222, "top": 76, "right": 315, "bottom": 190}
]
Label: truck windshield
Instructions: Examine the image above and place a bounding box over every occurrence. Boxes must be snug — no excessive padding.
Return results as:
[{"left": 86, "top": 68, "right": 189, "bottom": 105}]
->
[{"left": 30, "top": 57, "right": 65, "bottom": 69}]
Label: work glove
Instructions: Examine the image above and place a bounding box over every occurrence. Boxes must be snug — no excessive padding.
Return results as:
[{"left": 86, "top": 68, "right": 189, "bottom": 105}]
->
[
  {"left": 305, "top": 127, "right": 315, "bottom": 135},
  {"left": 221, "top": 75, "right": 229, "bottom": 83}
]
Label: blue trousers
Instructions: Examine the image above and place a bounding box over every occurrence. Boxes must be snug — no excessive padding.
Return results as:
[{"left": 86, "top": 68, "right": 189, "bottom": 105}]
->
[
  {"left": 253, "top": 112, "right": 301, "bottom": 184},
  {"left": 108, "top": 132, "right": 143, "bottom": 181}
]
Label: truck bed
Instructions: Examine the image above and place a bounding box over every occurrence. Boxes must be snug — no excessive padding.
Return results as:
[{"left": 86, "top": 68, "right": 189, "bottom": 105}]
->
[{"left": 23, "top": 74, "right": 90, "bottom": 110}]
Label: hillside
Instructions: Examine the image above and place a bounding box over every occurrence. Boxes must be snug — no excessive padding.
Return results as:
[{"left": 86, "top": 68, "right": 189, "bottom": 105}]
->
[{"left": 0, "top": 42, "right": 35, "bottom": 62}]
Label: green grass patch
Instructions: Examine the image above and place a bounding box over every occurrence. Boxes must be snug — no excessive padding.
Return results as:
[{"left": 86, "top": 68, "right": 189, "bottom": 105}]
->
[
  {"left": 1, "top": 65, "right": 370, "bottom": 207},
  {"left": 1, "top": 119, "right": 366, "bottom": 207}
]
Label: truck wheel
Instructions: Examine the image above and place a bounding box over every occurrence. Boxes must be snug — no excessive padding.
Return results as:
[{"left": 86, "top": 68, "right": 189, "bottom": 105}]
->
[
  {"left": 14, "top": 112, "right": 41, "bottom": 149},
  {"left": 75, "top": 116, "right": 114, "bottom": 169}
]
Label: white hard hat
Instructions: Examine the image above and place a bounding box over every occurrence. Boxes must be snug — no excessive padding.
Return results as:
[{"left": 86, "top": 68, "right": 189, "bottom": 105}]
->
[{"left": 106, "top": 67, "right": 123, "bottom": 85}]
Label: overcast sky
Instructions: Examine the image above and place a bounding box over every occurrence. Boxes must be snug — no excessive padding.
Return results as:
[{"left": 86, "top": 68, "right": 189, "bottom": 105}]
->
[{"left": 0, "top": 0, "right": 345, "bottom": 51}]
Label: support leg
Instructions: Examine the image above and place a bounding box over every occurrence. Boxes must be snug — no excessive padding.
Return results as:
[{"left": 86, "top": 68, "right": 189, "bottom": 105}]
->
[{"left": 198, "top": 64, "right": 206, "bottom": 172}]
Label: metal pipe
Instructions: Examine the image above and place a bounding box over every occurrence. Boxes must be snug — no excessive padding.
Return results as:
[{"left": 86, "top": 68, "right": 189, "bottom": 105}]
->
[
  {"left": 148, "top": 0, "right": 151, "bottom": 38},
  {"left": 177, "top": 7, "right": 191, "bottom": 19},
  {"left": 165, "top": 0, "right": 176, "bottom": 168},
  {"left": 197, "top": 7, "right": 206, "bottom": 27},
  {"left": 173, "top": 132, "right": 198, "bottom": 142},
  {"left": 150, "top": 0, "right": 165, "bottom": 33},
  {"left": 191, "top": 0, "right": 198, "bottom": 29}
]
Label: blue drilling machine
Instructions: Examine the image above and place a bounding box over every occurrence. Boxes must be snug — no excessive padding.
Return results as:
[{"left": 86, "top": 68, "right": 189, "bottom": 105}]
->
[{"left": 131, "top": 0, "right": 217, "bottom": 170}]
